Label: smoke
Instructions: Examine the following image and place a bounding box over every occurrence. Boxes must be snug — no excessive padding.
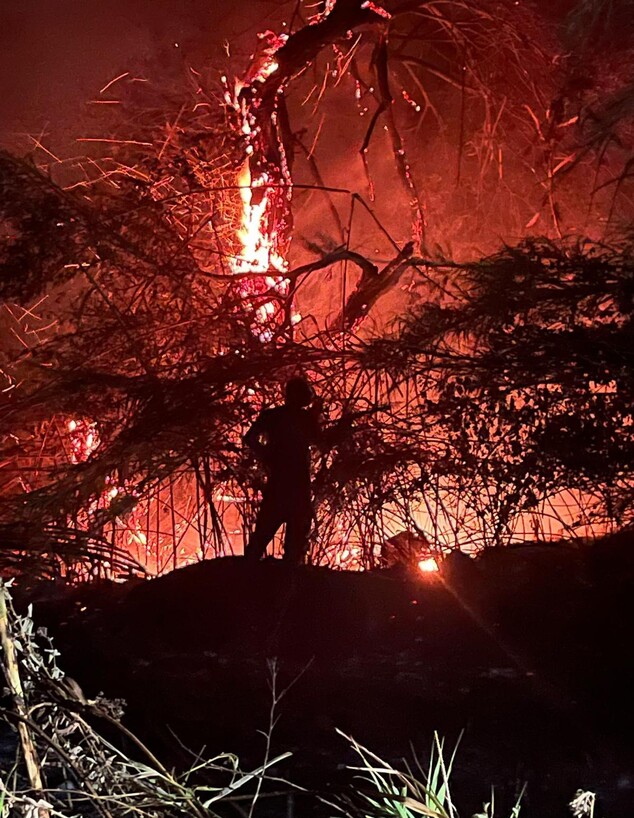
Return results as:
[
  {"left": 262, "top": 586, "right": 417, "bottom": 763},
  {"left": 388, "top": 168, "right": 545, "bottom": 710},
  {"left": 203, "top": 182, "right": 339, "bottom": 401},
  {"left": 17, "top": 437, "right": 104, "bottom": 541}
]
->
[{"left": 0, "top": 0, "right": 285, "bottom": 151}]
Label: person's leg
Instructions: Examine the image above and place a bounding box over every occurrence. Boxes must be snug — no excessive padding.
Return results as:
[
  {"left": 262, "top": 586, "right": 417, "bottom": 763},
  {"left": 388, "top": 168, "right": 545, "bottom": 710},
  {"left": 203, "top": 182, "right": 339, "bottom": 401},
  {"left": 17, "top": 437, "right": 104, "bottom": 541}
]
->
[
  {"left": 282, "top": 493, "right": 312, "bottom": 565},
  {"left": 245, "top": 494, "right": 284, "bottom": 560}
]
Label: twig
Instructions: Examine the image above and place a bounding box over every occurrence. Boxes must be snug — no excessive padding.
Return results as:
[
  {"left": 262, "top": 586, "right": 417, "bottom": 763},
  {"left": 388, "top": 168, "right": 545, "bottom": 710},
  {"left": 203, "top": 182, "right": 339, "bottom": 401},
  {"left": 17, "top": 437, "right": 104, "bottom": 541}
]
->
[{"left": 0, "top": 582, "right": 49, "bottom": 818}]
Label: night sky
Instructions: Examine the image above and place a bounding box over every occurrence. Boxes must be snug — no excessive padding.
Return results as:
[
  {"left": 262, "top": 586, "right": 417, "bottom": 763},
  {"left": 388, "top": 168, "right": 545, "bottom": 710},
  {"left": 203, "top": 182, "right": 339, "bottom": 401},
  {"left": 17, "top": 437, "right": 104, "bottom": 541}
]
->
[
  {"left": 2, "top": 2, "right": 631, "bottom": 256},
  {"left": 0, "top": 1, "right": 284, "bottom": 151}
]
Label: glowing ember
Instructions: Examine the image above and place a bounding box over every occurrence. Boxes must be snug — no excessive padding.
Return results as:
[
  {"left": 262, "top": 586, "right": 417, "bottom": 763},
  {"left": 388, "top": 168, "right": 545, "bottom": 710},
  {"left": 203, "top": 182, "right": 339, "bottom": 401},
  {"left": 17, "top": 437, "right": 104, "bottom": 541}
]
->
[
  {"left": 67, "top": 419, "right": 100, "bottom": 463},
  {"left": 361, "top": 1, "right": 392, "bottom": 19},
  {"left": 418, "top": 557, "right": 439, "bottom": 573}
]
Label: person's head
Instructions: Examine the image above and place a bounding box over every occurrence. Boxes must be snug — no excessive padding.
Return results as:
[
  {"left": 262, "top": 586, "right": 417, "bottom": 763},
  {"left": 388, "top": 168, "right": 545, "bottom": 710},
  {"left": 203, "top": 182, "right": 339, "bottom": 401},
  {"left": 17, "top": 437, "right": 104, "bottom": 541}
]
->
[{"left": 284, "top": 377, "right": 314, "bottom": 408}]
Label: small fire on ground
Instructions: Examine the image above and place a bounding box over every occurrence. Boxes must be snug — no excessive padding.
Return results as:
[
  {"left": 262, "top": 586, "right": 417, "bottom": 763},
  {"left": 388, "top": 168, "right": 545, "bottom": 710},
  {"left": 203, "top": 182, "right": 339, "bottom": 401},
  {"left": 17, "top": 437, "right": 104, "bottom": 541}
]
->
[{"left": 382, "top": 530, "right": 439, "bottom": 575}]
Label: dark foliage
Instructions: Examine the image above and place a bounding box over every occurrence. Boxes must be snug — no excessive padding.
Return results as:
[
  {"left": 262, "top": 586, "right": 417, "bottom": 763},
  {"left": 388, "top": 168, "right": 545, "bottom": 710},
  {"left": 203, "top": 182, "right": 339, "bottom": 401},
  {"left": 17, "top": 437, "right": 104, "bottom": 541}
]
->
[{"left": 2, "top": 151, "right": 634, "bottom": 573}]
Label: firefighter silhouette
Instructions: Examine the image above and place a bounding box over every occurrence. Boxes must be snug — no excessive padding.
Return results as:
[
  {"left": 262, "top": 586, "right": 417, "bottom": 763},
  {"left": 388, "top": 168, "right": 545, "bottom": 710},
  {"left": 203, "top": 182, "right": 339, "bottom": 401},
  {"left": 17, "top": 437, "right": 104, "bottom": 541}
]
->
[{"left": 244, "top": 377, "right": 322, "bottom": 564}]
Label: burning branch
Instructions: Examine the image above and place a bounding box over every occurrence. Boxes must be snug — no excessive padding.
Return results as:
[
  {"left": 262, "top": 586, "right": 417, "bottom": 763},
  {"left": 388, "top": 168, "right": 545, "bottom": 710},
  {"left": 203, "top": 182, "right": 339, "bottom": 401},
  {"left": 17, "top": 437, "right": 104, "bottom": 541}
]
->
[
  {"left": 330, "top": 241, "right": 415, "bottom": 330},
  {"left": 226, "top": 0, "right": 392, "bottom": 334}
]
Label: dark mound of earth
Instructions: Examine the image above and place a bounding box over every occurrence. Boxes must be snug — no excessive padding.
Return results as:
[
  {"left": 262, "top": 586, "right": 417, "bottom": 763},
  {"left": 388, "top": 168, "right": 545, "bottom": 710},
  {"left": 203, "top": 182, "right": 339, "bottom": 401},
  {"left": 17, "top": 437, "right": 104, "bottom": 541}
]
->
[{"left": 16, "top": 537, "right": 634, "bottom": 817}]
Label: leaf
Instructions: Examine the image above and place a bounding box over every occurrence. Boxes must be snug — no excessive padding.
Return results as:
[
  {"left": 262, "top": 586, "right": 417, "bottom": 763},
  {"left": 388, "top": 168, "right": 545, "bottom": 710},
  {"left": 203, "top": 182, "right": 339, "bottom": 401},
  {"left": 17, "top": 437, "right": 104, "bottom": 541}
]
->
[{"left": 403, "top": 796, "right": 445, "bottom": 817}]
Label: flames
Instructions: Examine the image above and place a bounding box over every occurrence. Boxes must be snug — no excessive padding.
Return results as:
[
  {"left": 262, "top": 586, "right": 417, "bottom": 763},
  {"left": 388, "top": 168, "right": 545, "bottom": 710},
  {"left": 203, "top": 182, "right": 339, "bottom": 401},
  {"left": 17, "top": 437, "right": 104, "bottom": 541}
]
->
[
  {"left": 221, "top": 26, "right": 303, "bottom": 339},
  {"left": 67, "top": 419, "right": 100, "bottom": 463},
  {"left": 233, "top": 162, "right": 287, "bottom": 276},
  {"left": 231, "top": 159, "right": 297, "bottom": 340}
]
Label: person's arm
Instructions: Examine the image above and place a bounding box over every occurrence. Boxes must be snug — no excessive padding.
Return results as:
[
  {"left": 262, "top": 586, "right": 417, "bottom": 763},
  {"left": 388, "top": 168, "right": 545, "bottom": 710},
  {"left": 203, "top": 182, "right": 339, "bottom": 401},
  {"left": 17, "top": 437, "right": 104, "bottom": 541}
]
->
[{"left": 243, "top": 412, "right": 269, "bottom": 464}]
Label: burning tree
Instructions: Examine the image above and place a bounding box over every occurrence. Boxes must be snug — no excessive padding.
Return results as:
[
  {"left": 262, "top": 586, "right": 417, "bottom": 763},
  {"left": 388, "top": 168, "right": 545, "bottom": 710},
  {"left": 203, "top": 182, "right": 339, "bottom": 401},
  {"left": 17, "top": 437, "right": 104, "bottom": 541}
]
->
[{"left": 0, "top": 0, "right": 633, "bottom": 577}]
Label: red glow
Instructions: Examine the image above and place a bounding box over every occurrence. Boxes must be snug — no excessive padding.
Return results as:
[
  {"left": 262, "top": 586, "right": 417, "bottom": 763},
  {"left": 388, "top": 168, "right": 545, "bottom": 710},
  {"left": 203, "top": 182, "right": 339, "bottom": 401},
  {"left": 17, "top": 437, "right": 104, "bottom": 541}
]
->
[{"left": 67, "top": 419, "right": 100, "bottom": 463}]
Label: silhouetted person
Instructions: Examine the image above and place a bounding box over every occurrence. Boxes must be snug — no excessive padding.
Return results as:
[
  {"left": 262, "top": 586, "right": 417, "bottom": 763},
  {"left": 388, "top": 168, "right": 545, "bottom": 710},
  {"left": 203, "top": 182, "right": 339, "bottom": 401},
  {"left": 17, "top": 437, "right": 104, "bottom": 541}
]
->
[{"left": 244, "top": 377, "right": 322, "bottom": 565}]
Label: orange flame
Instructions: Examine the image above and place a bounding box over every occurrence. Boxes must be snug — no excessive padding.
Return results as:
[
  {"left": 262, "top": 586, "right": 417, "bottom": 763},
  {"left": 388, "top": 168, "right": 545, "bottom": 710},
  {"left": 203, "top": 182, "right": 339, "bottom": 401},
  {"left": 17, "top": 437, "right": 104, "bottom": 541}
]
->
[{"left": 233, "top": 161, "right": 287, "bottom": 276}]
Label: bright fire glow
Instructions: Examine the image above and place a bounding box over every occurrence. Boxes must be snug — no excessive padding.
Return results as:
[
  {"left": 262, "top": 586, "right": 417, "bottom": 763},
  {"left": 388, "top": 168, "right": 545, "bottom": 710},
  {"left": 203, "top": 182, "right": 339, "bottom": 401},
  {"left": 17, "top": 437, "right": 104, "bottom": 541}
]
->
[
  {"left": 224, "top": 28, "right": 301, "bottom": 339},
  {"left": 67, "top": 419, "right": 100, "bottom": 463},
  {"left": 233, "top": 161, "right": 287, "bottom": 276},
  {"left": 231, "top": 161, "right": 293, "bottom": 338},
  {"left": 230, "top": 132, "right": 299, "bottom": 339},
  {"left": 418, "top": 557, "right": 439, "bottom": 573}
]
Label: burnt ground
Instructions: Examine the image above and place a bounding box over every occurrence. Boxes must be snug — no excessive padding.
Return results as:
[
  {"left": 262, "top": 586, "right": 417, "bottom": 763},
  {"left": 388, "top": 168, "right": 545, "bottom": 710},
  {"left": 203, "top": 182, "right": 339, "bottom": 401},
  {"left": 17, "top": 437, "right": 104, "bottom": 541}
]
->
[{"left": 12, "top": 535, "right": 634, "bottom": 817}]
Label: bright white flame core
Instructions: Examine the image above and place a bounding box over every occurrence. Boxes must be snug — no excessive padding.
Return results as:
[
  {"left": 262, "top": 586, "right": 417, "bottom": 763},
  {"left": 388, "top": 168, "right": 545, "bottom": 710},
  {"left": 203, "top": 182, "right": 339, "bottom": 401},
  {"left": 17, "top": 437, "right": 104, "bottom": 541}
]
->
[
  {"left": 418, "top": 557, "right": 439, "bottom": 573},
  {"left": 234, "top": 162, "right": 287, "bottom": 276}
]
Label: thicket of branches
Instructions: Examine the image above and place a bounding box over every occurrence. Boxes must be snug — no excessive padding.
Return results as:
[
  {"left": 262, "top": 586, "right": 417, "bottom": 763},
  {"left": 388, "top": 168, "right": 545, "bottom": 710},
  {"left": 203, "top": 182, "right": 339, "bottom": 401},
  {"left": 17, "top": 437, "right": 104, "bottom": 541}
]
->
[{"left": 0, "top": 0, "right": 633, "bottom": 577}]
